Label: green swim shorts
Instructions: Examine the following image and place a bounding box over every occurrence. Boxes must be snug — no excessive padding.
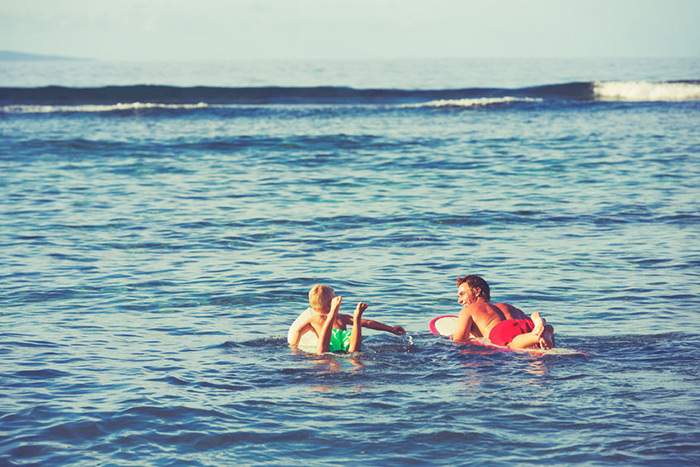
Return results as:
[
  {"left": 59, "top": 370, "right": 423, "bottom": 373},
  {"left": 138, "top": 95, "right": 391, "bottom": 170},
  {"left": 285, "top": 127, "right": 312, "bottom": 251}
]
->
[{"left": 329, "top": 328, "right": 351, "bottom": 352}]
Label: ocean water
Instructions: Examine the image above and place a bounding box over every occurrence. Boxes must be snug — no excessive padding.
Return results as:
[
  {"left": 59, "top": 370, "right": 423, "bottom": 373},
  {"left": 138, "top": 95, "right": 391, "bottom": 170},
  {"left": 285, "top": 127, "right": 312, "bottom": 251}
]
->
[{"left": 1, "top": 58, "right": 700, "bottom": 465}]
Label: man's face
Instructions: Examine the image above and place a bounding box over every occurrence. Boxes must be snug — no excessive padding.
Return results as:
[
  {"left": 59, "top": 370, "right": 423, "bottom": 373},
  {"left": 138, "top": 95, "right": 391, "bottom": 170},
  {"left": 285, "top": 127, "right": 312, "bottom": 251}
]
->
[{"left": 457, "top": 283, "right": 479, "bottom": 306}]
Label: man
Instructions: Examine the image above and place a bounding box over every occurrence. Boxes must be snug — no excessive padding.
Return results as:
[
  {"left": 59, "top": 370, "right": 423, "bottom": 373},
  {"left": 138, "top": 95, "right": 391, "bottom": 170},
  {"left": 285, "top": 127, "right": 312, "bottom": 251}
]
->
[{"left": 453, "top": 275, "right": 555, "bottom": 349}]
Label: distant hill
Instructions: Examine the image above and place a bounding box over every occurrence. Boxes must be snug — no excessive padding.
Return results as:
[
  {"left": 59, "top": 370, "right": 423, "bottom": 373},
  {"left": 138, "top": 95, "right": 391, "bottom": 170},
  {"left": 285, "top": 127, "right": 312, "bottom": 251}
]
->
[{"left": 0, "top": 51, "right": 90, "bottom": 61}]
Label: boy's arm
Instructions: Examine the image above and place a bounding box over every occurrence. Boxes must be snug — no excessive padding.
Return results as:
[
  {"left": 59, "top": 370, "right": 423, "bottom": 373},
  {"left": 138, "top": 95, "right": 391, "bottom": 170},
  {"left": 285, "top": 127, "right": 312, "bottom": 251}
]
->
[
  {"left": 359, "top": 318, "right": 406, "bottom": 335},
  {"left": 339, "top": 303, "right": 406, "bottom": 335},
  {"left": 288, "top": 320, "right": 314, "bottom": 346},
  {"left": 453, "top": 307, "right": 473, "bottom": 342},
  {"left": 316, "top": 296, "right": 342, "bottom": 353},
  {"left": 339, "top": 308, "right": 406, "bottom": 335}
]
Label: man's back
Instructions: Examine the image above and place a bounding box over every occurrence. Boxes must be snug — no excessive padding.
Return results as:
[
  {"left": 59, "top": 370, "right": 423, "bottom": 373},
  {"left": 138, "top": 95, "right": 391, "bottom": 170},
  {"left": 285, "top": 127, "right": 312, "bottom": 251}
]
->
[{"left": 458, "top": 300, "right": 529, "bottom": 339}]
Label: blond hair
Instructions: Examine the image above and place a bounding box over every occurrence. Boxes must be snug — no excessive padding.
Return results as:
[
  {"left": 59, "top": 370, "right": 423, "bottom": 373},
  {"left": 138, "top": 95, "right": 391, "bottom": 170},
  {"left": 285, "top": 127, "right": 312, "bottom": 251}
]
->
[{"left": 308, "top": 285, "right": 335, "bottom": 311}]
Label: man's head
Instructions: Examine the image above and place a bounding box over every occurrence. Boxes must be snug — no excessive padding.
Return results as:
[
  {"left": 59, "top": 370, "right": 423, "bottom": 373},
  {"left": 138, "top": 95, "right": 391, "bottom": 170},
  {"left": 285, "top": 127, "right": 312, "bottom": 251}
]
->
[
  {"left": 456, "top": 275, "right": 491, "bottom": 305},
  {"left": 309, "top": 285, "right": 335, "bottom": 313}
]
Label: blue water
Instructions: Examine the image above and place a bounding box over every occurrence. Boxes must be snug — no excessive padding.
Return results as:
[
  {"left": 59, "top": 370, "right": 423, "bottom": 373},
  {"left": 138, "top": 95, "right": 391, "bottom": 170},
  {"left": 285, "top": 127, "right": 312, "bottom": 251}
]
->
[{"left": 2, "top": 58, "right": 700, "bottom": 465}]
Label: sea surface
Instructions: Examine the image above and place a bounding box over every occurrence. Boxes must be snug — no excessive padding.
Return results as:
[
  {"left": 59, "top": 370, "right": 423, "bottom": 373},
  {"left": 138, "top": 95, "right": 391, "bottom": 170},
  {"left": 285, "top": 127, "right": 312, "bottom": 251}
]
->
[{"left": 1, "top": 58, "right": 700, "bottom": 465}]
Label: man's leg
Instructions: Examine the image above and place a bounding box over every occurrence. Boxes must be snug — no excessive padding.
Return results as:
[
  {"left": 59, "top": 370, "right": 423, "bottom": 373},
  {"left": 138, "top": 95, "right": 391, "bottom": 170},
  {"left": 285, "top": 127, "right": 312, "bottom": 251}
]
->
[{"left": 509, "top": 313, "right": 555, "bottom": 349}]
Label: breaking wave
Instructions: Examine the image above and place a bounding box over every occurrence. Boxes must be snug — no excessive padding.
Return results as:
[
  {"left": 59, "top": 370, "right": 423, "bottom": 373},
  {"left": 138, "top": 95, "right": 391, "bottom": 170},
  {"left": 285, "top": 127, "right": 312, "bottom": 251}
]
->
[
  {"left": 593, "top": 80, "right": 700, "bottom": 102},
  {"left": 402, "top": 97, "right": 542, "bottom": 108},
  {"left": 2, "top": 102, "right": 210, "bottom": 114}
]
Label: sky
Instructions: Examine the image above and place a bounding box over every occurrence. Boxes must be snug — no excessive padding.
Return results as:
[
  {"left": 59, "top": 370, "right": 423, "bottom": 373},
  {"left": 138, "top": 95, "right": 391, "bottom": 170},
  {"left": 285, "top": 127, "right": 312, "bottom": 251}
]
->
[{"left": 1, "top": 0, "right": 699, "bottom": 61}]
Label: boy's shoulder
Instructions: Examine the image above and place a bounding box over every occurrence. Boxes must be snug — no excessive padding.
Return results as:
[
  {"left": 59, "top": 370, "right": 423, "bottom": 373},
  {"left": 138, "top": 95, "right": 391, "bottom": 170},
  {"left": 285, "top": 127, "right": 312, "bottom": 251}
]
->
[
  {"left": 291, "top": 308, "right": 316, "bottom": 325},
  {"left": 302, "top": 308, "right": 328, "bottom": 325},
  {"left": 299, "top": 307, "right": 316, "bottom": 318}
]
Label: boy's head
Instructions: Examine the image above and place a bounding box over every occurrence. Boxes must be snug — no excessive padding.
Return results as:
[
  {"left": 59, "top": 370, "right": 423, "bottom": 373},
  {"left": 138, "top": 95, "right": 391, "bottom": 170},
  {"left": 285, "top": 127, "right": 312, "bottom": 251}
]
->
[
  {"left": 456, "top": 275, "right": 491, "bottom": 302},
  {"left": 309, "top": 285, "right": 335, "bottom": 312}
]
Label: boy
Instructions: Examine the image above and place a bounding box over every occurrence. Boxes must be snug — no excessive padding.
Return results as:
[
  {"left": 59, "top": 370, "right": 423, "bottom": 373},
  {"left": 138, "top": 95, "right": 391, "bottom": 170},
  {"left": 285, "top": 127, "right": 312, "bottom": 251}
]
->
[{"left": 289, "top": 285, "right": 406, "bottom": 354}]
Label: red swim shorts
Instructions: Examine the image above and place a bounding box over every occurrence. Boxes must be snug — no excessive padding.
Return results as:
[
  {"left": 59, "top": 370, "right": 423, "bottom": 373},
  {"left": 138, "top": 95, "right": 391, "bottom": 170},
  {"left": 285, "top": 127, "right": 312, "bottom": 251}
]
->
[{"left": 488, "top": 319, "right": 535, "bottom": 346}]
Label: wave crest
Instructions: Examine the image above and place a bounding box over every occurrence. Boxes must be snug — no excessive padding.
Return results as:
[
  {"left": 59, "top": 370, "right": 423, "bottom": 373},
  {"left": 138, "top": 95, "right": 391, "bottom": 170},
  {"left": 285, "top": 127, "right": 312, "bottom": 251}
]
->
[
  {"left": 403, "top": 97, "right": 543, "bottom": 108},
  {"left": 2, "top": 102, "right": 209, "bottom": 114},
  {"left": 593, "top": 81, "right": 700, "bottom": 102}
]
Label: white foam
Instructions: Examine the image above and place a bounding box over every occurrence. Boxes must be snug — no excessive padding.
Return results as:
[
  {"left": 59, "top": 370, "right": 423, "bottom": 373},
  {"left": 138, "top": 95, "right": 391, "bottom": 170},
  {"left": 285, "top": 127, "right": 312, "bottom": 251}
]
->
[
  {"left": 593, "top": 81, "right": 700, "bottom": 102},
  {"left": 1, "top": 102, "right": 209, "bottom": 113},
  {"left": 402, "top": 96, "right": 542, "bottom": 108}
]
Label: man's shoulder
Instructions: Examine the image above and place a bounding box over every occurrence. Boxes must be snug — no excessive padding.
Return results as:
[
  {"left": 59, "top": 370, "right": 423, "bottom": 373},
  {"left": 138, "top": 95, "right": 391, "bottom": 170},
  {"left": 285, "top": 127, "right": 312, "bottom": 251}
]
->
[
  {"left": 464, "top": 301, "right": 491, "bottom": 311},
  {"left": 458, "top": 301, "right": 488, "bottom": 317},
  {"left": 469, "top": 301, "right": 508, "bottom": 321}
]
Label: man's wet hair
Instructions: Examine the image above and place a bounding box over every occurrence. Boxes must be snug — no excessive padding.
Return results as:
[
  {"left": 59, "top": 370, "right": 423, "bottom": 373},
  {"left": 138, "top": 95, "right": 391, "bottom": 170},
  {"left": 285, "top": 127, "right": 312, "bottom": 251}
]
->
[{"left": 456, "top": 275, "right": 491, "bottom": 302}]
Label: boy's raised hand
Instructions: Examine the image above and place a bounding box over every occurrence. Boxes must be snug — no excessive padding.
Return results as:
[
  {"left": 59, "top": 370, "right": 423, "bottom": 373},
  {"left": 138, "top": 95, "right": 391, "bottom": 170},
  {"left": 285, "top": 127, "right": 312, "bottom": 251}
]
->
[
  {"left": 355, "top": 302, "right": 369, "bottom": 314},
  {"left": 330, "top": 296, "right": 342, "bottom": 313}
]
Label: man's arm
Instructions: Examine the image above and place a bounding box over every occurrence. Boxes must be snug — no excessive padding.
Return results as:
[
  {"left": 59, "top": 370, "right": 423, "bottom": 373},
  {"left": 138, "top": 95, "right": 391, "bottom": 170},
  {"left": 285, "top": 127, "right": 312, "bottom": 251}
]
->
[{"left": 453, "top": 307, "right": 473, "bottom": 342}]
